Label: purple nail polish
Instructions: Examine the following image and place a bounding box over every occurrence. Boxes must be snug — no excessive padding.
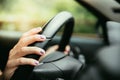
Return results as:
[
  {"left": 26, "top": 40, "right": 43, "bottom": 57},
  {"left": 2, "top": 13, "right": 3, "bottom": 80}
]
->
[
  {"left": 40, "top": 35, "right": 46, "bottom": 39},
  {"left": 34, "top": 61, "right": 39, "bottom": 65},
  {"left": 40, "top": 50, "right": 45, "bottom": 55}
]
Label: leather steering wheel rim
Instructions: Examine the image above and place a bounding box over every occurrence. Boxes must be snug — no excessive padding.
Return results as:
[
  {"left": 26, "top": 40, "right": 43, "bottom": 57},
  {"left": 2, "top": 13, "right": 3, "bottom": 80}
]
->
[{"left": 10, "top": 11, "right": 74, "bottom": 80}]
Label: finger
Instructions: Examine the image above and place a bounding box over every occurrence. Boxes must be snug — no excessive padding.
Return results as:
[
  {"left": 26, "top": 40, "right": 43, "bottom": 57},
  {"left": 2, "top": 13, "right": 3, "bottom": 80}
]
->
[
  {"left": 8, "top": 58, "right": 39, "bottom": 68},
  {"left": 17, "top": 58, "right": 39, "bottom": 66},
  {"left": 22, "top": 27, "right": 42, "bottom": 37},
  {"left": 46, "top": 45, "right": 59, "bottom": 54},
  {"left": 14, "top": 47, "right": 45, "bottom": 58},
  {"left": 18, "top": 34, "right": 46, "bottom": 46},
  {"left": 64, "top": 45, "right": 70, "bottom": 54}
]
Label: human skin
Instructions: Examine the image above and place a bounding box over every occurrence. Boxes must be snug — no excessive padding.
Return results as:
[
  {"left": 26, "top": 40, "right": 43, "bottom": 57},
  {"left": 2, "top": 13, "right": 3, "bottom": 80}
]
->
[
  {"left": 1, "top": 27, "right": 70, "bottom": 80},
  {"left": 3, "top": 27, "right": 46, "bottom": 80}
]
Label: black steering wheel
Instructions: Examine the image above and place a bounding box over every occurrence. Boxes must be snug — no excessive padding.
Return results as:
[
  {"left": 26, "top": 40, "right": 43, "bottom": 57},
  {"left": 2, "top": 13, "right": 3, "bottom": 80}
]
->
[{"left": 10, "top": 11, "right": 77, "bottom": 80}]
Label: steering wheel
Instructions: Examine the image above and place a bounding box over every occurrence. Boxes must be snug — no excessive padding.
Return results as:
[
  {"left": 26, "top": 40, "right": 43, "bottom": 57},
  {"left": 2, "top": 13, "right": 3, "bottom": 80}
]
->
[{"left": 10, "top": 11, "right": 77, "bottom": 80}]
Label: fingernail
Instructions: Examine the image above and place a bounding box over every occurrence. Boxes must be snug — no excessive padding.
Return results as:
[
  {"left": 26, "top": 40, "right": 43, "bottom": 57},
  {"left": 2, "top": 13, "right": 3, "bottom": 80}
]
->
[
  {"left": 64, "top": 50, "right": 70, "bottom": 55},
  {"left": 36, "top": 27, "right": 42, "bottom": 31},
  {"left": 40, "top": 50, "right": 45, "bottom": 55},
  {"left": 34, "top": 61, "right": 39, "bottom": 65},
  {"left": 40, "top": 35, "right": 46, "bottom": 39},
  {"left": 34, "top": 27, "right": 42, "bottom": 32}
]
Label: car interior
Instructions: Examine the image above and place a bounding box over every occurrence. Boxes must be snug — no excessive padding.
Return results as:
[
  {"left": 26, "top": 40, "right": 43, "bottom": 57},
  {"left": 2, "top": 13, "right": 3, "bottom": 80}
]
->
[{"left": 0, "top": 0, "right": 120, "bottom": 80}]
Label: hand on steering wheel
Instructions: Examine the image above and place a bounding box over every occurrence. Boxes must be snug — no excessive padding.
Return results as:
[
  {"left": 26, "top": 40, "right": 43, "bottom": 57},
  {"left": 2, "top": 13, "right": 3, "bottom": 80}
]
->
[
  {"left": 3, "top": 27, "right": 46, "bottom": 80},
  {"left": 9, "top": 11, "right": 80, "bottom": 80}
]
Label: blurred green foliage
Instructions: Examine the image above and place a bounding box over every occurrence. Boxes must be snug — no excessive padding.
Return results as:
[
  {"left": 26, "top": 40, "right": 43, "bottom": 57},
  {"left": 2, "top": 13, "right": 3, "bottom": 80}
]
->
[{"left": 0, "top": 0, "right": 97, "bottom": 33}]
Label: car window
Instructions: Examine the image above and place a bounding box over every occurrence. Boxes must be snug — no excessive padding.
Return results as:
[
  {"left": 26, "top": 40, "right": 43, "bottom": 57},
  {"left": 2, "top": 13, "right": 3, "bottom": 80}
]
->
[{"left": 0, "top": 0, "right": 98, "bottom": 39}]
